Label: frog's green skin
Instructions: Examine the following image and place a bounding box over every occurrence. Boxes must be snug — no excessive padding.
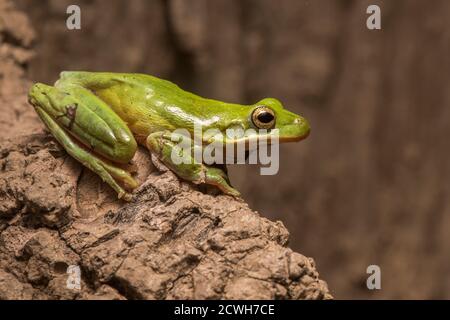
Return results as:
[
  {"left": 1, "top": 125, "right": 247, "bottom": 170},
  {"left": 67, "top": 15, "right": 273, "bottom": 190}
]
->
[{"left": 28, "top": 72, "right": 310, "bottom": 200}]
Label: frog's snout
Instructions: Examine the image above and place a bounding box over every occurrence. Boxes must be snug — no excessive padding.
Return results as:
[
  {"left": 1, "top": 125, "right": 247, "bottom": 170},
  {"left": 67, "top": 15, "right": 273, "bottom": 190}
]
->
[
  {"left": 277, "top": 115, "right": 310, "bottom": 142},
  {"left": 301, "top": 117, "right": 310, "bottom": 135},
  {"left": 292, "top": 116, "right": 310, "bottom": 140}
]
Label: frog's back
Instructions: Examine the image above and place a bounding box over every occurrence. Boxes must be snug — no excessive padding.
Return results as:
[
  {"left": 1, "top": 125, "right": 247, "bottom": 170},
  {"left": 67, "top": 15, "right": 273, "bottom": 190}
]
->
[
  {"left": 57, "top": 72, "right": 247, "bottom": 142},
  {"left": 58, "top": 72, "right": 206, "bottom": 139},
  {"left": 59, "top": 71, "right": 191, "bottom": 100}
]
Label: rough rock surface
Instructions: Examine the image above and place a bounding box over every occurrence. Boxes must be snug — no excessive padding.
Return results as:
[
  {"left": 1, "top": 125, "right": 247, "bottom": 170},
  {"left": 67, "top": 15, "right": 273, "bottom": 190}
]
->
[{"left": 0, "top": 0, "right": 331, "bottom": 300}]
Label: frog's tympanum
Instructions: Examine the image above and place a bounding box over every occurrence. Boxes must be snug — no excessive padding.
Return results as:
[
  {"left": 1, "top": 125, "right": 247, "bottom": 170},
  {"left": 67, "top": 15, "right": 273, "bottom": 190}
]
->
[{"left": 28, "top": 72, "right": 310, "bottom": 200}]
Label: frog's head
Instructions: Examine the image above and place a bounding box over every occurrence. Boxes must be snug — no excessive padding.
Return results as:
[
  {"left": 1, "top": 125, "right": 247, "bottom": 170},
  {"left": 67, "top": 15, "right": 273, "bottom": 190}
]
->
[
  {"left": 205, "top": 97, "right": 310, "bottom": 147},
  {"left": 249, "top": 98, "right": 310, "bottom": 142}
]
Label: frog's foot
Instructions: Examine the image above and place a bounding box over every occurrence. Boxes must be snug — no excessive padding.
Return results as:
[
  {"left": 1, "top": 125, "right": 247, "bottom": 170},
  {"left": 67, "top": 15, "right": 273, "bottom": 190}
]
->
[
  {"left": 146, "top": 131, "right": 240, "bottom": 198},
  {"left": 199, "top": 166, "right": 241, "bottom": 197}
]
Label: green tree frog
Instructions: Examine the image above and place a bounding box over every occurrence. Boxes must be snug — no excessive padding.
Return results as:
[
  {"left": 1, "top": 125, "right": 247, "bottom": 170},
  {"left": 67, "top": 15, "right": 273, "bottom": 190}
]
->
[{"left": 28, "top": 72, "right": 310, "bottom": 200}]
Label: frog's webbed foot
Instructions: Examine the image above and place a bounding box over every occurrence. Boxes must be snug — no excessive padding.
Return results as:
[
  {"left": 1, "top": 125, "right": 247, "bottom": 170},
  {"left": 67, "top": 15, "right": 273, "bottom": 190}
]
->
[
  {"left": 146, "top": 131, "right": 241, "bottom": 197},
  {"left": 201, "top": 166, "right": 240, "bottom": 197}
]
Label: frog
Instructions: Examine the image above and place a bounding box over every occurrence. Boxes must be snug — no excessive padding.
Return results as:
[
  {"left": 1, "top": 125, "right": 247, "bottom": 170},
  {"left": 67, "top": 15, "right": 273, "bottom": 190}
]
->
[{"left": 28, "top": 72, "right": 310, "bottom": 201}]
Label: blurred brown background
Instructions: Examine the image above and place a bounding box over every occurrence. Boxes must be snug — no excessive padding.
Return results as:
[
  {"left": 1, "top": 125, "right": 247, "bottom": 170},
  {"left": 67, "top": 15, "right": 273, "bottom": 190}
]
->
[{"left": 15, "top": 0, "right": 450, "bottom": 299}]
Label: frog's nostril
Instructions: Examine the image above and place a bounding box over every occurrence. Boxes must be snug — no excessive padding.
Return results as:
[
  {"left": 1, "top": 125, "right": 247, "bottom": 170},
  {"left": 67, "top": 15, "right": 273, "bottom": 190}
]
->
[{"left": 293, "top": 117, "right": 301, "bottom": 125}]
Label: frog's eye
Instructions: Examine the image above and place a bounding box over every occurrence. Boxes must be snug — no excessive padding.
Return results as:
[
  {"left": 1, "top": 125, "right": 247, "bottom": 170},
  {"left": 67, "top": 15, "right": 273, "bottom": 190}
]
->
[{"left": 251, "top": 106, "right": 275, "bottom": 129}]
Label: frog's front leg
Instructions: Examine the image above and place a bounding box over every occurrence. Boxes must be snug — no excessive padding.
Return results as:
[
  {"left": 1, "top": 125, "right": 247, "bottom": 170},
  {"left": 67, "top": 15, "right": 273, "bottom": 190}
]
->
[
  {"left": 28, "top": 83, "right": 139, "bottom": 200},
  {"left": 146, "top": 131, "right": 240, "bottom": 197}
]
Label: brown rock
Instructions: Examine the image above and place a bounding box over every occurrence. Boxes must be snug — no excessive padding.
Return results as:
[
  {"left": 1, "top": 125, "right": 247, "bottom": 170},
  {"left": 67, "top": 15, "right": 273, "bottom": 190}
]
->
[{"left": 0, "top": 0, "right": 331, "bottom": 300}]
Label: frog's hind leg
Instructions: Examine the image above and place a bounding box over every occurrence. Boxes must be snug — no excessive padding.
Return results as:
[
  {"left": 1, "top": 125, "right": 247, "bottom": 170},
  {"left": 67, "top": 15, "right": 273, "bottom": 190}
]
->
[
  {"left": 29, "top": 83, "right": 138, "bottom": 200},
  {"left": 35, "top": 107, "right": 138, "bottom": 200}
]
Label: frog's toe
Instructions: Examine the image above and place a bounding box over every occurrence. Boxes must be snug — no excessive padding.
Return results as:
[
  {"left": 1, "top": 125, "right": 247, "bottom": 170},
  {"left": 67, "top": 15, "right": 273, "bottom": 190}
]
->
[
  {"left": 118, "top": 191, "right": 133, "bottom": 202},
  {"left": 204, "top": 169, "right": 241, "bottom": 198}
]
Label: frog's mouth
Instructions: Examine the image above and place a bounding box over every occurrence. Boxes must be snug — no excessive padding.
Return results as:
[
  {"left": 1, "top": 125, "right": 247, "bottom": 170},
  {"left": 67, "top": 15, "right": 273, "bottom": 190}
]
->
[
  {"left": 217, "top": 127, "right": 310, "bottom": 150},
  {"left": 278, "top": 127, "right": 310, "bottom": 142}
]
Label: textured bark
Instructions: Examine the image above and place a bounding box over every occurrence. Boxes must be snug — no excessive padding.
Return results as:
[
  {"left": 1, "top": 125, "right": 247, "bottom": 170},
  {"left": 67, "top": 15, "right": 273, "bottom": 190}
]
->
[{"left": 0, "top": 0, "right": 331, "bottom": 300}]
